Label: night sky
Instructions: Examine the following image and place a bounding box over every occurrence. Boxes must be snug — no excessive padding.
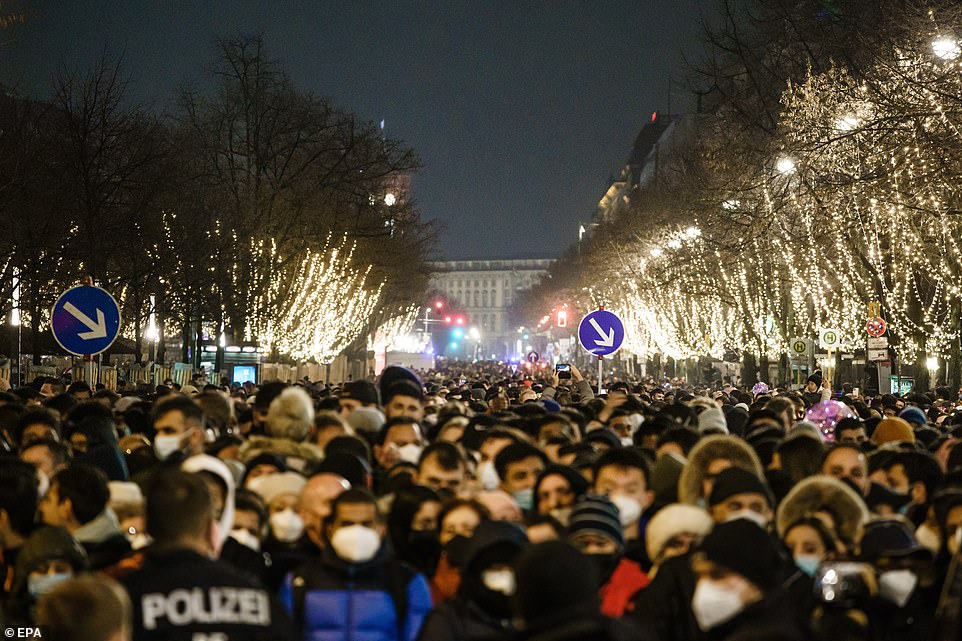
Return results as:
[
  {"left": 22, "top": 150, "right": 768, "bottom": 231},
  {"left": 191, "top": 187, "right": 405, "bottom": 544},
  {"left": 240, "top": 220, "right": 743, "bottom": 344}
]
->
[{"left": 3, "top": 1, "right": 705, "bottom": 259}]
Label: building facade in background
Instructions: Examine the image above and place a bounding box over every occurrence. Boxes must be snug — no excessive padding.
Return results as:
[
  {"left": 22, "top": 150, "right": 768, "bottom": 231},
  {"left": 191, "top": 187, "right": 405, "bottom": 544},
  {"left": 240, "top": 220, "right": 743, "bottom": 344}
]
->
[{"left": 428, "top": 258, "right": 553, "bottom": 359}]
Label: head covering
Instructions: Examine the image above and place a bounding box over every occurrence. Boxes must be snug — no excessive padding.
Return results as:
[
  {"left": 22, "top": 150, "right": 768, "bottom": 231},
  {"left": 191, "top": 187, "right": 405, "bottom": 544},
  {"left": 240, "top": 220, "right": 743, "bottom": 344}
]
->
[
  {"left": 697, "top": 407, "right": 728, "bottom": 434},
  {"left": 346, "top": 407, "right": 386, "bottom": 434},
  {"left": 514, "top": 540, "right": 600, "bottom": 630},
  {"left": 73, "top": 414, "right": 129, "bottom": 482},
  {"left": 651, "top": 453, "right": 686, "bottom": 506},
  {"left": 179, "top": 385, "right": 199, "bottom": 396},
  {"left": 379, "top": 366, "right": 423, "bottom": 403},
  {"left": 807, "top": 370, "right": 823, "bottom": 387},
  {"left": 341, "top": 381, "right": 380, "bottom": 407},
  {"left": 898, "top": 407, "right": 927, "bottom": 427},
  {"left": 462, "top": 520, "right": 529, "bottom": 571},
  {"left": 14, "top": 526, "right": 88, "bottom": 594},
  {"left": 678, "top": 435, "right": 765, "bottom": 505},
  {"left": 182, "top": 454, "right": 236, "bottom": 548},
  {"left": 247, "top": 470, "right": 306, "bottom": 507},
  {"left": 540, "top": 398, "right": 561, "bottom": 413},
  {"left": 698, "top": 519, "right": 782, "bottom": 590},
  {"left": 708, "top": 467, "right": 773, "bottom": 508},
  {"left": 871, "top": 417, "right": 915, "bottom": 446},
  {"left": 776, "top": 475, "right": 869, "bottom": 552},
  {"left": 789, "top": 420, "right": 824, "bottom": 441},
  {"left": 114, "top": 396, "right": 141, "bottom": 415},
  {"left": 267, "top": 387, "right": 315, "bottom": 441},
  {"left": 567, "top": 494, "right": 624, "bottom": 548},
  {"left": 858, "top": 519, "right": 931, "bottom": 562},
  {"left": 646, "top": 503, "right": 713, "bottom": 562},
  {"left": 583, "top": 428, "right": 621, "bottom": 449},
  {"left": 315, "top": 452, "right": 371, "bottom": 489},
  {"left": 107, "top": 481, "right": 143, "bottom": 507}
]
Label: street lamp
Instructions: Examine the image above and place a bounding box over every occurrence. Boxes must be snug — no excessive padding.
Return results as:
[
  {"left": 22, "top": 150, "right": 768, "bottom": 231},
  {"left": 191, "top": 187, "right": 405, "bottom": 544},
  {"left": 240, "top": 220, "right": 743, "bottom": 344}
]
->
[
  {"left": 932, "top": 37, "right": 960, "bottom": 60},
  {"left": 776, "top": 156, "right": 797, "bottom": 175},
  {"left": 10, "top": 267, "right": 20, "bottom": 386}
]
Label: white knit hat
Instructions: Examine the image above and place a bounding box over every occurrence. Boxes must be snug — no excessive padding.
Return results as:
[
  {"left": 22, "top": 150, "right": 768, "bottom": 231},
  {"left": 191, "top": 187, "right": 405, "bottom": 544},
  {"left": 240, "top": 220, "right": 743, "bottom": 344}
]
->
[
  {"left": 697, "top": 407, "right": 729, "bottom": 434},
  {"left": 108, "top": 481, "right": 144, "bottom": 507},
  {"left": 247, "top": 471, "right": 307, "bottom": 507},
  {"left": 645, "top": 503, "right": 714, "bottom": 563}
]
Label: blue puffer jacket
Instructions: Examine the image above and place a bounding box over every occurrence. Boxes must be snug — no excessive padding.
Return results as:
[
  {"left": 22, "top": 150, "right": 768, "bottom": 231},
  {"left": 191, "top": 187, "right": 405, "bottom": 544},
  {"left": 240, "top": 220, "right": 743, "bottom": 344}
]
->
[{"left": 280, "top": 544, "right": 432, "bottom": 641}]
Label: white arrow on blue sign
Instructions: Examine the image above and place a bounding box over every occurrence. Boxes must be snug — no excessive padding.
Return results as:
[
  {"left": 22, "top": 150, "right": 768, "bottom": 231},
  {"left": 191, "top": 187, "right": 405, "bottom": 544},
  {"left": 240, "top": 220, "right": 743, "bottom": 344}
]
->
[
  {"left": 577, "top": 309, "right": 625, "bottom": 357},
  {"left": 51, "top": 286, "right": 122, "bottom": 356}
]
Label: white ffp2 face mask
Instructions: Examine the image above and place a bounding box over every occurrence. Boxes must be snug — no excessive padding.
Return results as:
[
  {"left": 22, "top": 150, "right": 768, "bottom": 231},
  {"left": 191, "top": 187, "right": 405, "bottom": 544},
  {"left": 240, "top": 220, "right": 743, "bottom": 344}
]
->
[
  {"left": 725, "top": 509, "right": 769, "bottom": 529},
  {"left": 397, "top": 443, "right": 424, "bottom": 465},
  {"left": 692, "top": 579, "right": 745, "bottom": 630},
  {"left": 482, "top": 569, "right": 516, "bottom": 595},
  {"left": 878, "top": 569, "right": 918, "bottom": 608},
  {"left": 153, "top": 434, "right": 183, "bottom": 461},
  {"left": 478, "top": 461, "right": 500, "bottom": 491},
  {"left": 610, "top": 495, "right": 642, "bottom": 527},
  {"left": 230, "top": 528, "right": 261, "bottom": 553},
  {"left": 330, "top": 524, "right": 381, "bottom": 563},
  {"left": 269, "top": 509, "right": 304, "bottom": 543},
  {"left": 915, "top": 524, "right": 941, "bottom": 554}
]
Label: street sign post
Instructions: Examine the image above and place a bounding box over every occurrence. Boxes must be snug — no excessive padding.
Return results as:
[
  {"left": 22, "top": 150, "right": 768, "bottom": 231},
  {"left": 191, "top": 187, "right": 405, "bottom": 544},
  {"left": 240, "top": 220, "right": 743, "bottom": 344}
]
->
[
  {"left": 578, "top": 308, "right": 625, "bottom": 395},
  {"left": 818, "top": 328, "right": 842, "bottom": 350},
  {"left": 51, "top": 285, "right": 122, "bottom": 357},
  {"left": 865, "top": 317, "right": 887, "bottom": 338},
  {"left": 790, "top": 338, "right": 809, "bottom": 359}
]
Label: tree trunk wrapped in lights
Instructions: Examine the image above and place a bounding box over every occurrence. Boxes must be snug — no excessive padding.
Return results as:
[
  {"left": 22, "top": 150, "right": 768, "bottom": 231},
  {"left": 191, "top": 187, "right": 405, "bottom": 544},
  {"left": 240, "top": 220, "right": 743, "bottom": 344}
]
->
[{"left": 251, "top": 235, "right": 383, "bottom": 364}]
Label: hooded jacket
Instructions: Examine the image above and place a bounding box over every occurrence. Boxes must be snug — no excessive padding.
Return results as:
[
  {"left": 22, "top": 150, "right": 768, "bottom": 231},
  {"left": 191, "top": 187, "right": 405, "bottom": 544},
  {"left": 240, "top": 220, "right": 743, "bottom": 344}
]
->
[
  {"left": 238, "top": 435, "right": 324, "bottom": 474},
  {"left": 417, "top": 521, "right": 527, "bottom": 641},
  {"left": 74, "top": 415, "right": 129, "bottom": 481},
  {"left": 775, "top": 475, "right": 869, "bottom": 553},
  {"left": 182, "top": 454, "right": 236, "bottom": 552},
  {"left": 677, "top": 436, "right": 765, "bottom": 506}
]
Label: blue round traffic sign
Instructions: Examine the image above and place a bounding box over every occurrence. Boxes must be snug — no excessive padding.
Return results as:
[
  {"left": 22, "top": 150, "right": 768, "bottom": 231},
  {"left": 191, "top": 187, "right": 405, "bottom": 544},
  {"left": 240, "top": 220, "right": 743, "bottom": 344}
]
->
[
  {"left": 51, "top": 286, "right": 122, "bottom": 356},
  {"left": 577, "top": 309, "right": 625, "bottom": 357}
]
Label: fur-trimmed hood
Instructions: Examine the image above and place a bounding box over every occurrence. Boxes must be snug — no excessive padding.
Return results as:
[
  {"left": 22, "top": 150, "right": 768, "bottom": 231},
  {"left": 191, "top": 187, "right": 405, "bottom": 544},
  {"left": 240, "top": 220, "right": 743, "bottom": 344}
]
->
[
  {"left": 238, "top": 435, "right": 323, "bottom": 473},
  {"left": 677, "top": 435, "right": 765, "bottom": 505},
  {"left": 775, "top": 474, "right": 869, "bottom": 551}
]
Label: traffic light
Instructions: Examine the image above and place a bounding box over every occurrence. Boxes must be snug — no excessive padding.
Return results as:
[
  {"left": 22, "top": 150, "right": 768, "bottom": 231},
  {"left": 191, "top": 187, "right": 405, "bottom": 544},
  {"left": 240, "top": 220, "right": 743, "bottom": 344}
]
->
[
  {"left": 435, "top": 300, "right": 444, "bottom": 310},
  {"left": 444, "top": 316, "right": 452, "bottom": 324},
  {"left": 452, "top": 328, "right": 464, "bottom": 340},
  {"left": 456, "top": 316, "right": 465, "bottom": 325},
  {"left": 522, "top": 332, "right": 529, "bottom": 340},
  {"left": 557, "top": 310, "right": 568, "bottom": 328}
]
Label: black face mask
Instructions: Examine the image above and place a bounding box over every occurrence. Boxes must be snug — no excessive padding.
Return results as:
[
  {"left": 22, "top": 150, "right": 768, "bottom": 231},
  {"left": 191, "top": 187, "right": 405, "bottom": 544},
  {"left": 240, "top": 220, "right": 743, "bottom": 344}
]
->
[
  {"left": 588, "top": 552, "right": 621, "bottom": 584},
  {"left": 406, "top": 530, "right": 442, "bottom": 576}
]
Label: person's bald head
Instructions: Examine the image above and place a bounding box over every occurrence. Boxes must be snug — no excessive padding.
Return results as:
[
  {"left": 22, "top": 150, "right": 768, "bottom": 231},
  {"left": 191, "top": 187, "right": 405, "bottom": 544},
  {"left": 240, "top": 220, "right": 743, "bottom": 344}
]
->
[{"left": 299, "top": 473, "right": 351, "bottom": 548}]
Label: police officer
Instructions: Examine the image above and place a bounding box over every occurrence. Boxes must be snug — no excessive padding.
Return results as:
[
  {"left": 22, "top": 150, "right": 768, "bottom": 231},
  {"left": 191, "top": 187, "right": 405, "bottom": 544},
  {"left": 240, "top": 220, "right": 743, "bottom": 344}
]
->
[{"left": 120, "top": 470, "right": 293, "bottom": 641}]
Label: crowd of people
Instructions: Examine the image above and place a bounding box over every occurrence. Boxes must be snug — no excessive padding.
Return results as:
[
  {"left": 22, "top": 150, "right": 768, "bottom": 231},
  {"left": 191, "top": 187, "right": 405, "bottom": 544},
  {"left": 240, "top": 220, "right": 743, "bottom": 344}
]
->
[{"left": 1, "top": 362, "right": 962, "bottom": 641}]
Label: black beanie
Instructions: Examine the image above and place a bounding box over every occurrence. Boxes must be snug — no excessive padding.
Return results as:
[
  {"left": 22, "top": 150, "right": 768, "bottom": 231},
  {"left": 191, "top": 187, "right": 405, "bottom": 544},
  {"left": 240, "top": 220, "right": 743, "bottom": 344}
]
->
[
  {"left": 708, "top": 466, "right": 773, "bottom": 508},
  {"left": 341, "top": 380, "right": 380, "bottom": 407},
  {"left": 698, "top": 519, "right": 781, "bottom": 590},
  {"left": 379, "top": 366, "right": 422, "bottom": 402},
  {"left": 383, "top": 379, "right": 424, "bottom": 405},
  {"left": 807, "top": 370, "right": 823, "bottom": 387},
  {"left": 514, "top": 540, "right": 600, "bottom": 629}
]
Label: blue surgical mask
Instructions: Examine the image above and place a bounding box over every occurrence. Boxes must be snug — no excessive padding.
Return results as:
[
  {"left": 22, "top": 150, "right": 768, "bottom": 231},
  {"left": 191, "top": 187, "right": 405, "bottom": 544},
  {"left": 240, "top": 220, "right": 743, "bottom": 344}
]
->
[
  {"left": 28, "top": 572, "right": 72, "bottom": 598},
  {"left": 794, "top": 555, "right": 821, "bottom": 577},
  {"left": 512, "top": 488, "right": 534, "bottom": 512}
]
